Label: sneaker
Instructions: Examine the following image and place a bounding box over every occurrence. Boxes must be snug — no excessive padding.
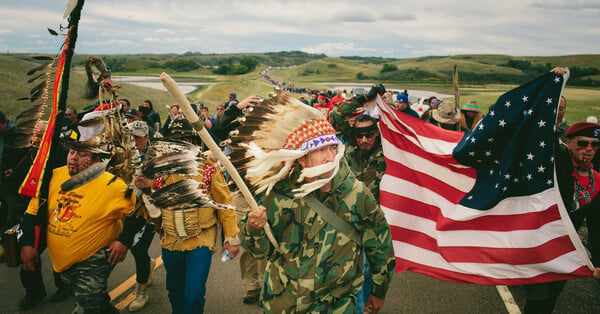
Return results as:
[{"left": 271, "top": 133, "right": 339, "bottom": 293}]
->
[
  {"left": 242, "top": 289, "right": 260, "bottom": 304},
  {"left": 128, "top": 283, "right": 149, "bottom": 312},
  {"left": 51, "top": 287, "right": 72, "bottom": 302},
  {"left": 18, "top": 294, "right": 45, "bottom": 310},
  {"left": 146, "top": 258, "right": 156, "bottom": 286}
]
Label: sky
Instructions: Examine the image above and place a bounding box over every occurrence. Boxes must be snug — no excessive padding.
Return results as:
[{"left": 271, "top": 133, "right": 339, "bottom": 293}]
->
[{"left": 0, "top": 0, "right": 599, "bottom": 58}]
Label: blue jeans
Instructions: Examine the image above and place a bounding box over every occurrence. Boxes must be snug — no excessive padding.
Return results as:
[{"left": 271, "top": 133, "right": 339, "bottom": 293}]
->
[{"left": 161, "top": 247, "right": 212, "bottom": 314}]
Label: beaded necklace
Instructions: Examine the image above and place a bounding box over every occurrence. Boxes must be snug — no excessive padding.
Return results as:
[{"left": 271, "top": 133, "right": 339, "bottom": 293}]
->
[{"left": 572, "top": 168, "right": 595, "bottom": 210}]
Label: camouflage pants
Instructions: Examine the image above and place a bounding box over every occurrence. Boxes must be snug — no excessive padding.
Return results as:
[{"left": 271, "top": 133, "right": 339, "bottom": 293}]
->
[{"left": 60, "top": 248, "right": 117, "bottom": 314}]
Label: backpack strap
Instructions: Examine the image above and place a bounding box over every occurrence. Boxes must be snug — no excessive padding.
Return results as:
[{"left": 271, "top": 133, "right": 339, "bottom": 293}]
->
[{"left": 305, "top": 195, "right": 360, "bottom": 244}]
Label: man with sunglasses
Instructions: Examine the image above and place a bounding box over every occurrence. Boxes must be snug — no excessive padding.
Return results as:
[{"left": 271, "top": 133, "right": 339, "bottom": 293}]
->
[
  {"left": 330, "top": 85, "right": 388, "bottom": 201},
  {"left": 523, "top": 121, "right": 600, "bottom": 313},
  {"left": 347, "top": 115, "right": 386, "bottom": 202}
]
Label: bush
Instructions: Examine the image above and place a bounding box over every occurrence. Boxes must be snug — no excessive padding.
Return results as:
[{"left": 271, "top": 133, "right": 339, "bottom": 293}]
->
[
  {"left": 239, "top": 56, "right": 258, "bottom": 71},
  {"left": 381, "top": 63, "right": 398, "bottom": 73},
  {"left": 356, "top": 72, "right": 375, "bottom": 80},
  {"left": 212, "top": 64, "right": 231, "bottom": 74},
  {"left": 300, "top": 69, "right": 314, "bottom": 76},
  {"left": 230, "top": 64, "right": 249, "bottom": 75},
  {"left": 164, "top": 58, "right": 200, "bottom": 72}
]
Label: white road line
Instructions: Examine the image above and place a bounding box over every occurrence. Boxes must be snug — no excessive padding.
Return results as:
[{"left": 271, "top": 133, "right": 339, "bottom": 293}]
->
[{"left": 496, "top": 285, "right": 521, "bottom": 314}]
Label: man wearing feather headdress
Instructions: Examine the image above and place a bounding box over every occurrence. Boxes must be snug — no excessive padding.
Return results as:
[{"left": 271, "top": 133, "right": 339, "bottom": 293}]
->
[
  {"left": 232, "top": 92, "right": 395, "bottom": 313},
  {"left": 136, "top": 120, "right": 240, "bottom": 314},
  {"left": 19, "top": 134, "right": 137, "bottom": 314}
]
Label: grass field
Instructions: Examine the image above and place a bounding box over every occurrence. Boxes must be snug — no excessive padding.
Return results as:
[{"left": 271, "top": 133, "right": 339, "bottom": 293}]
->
[{"left": 2, "top": 53, "right": 600, "bottom": 125}]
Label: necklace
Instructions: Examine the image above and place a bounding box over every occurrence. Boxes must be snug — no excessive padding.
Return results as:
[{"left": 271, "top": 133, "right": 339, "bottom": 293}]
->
[{"left": 572, "top": 169, "right": 595, "bottom": 210}]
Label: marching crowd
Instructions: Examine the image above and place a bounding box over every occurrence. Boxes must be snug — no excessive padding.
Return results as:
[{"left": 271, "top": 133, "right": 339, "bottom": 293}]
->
[{"left": 1, "top": 66, "right": 600, "bottom": 314}]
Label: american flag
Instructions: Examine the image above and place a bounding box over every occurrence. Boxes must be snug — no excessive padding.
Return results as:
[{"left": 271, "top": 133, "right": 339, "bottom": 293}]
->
[{"left": 378, "top": 72, "right": 594, "bottom": 285}]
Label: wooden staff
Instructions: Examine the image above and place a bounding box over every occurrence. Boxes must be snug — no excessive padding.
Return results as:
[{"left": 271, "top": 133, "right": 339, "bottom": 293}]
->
[
  {"left": 453, "top": 64, "right": 460, "bottom": 109},
  {"left": 160, "top": 72, "right": 279, "bottom": 250}
]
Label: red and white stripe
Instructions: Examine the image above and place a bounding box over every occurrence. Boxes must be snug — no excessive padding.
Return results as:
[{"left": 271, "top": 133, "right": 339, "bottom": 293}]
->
[{"left": 376, "top": 96, "right": 593, "bottom": 285}]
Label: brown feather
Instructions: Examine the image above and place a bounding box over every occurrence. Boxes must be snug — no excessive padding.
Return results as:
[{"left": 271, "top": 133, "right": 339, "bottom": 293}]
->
[
  {"left": 15, "top": 119, "right": 39, "bottom": 130},
  {"left": 27, "top": 71, "right": 48, "bottom": 84},
  {"left": 244, "top": 105, "right": 275, "bottom": 116},
  {"left": 26, "top": 63, "right": 51, "bottom": 76},
  {"left": 238, "top": 116, "right": 270, "bottom": 127},
  {"left": 235, "top": 125, "right": 260, "bottom": 134},
  {"left": 17, "top": 104, "right": 44, "bottom": 120},
  {"left": 30, "top": 83, "right": 49, "bottom": 101},
  {"left": 30, "top": 92, "right": 49, "bottom": 102},
  {"left": 12, "top": 138, "right": 35, "bottom": 149},
  {"left": 228, "top": 150, "right": 253, "bottom": 163},
  {"left": 33, "top": 56, "right": 55, "bottom": 61}
]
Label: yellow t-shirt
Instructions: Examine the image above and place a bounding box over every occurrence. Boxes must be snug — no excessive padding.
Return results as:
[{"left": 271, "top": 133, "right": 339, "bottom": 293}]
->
[{"left": 26, "top": 166, "right": 135, "bottom": 272}]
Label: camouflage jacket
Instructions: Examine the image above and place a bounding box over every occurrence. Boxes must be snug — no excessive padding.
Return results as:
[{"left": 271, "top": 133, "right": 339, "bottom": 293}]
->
[
  {"left": 344, "top": 144, "right": 385, "bottom": 202},
  {"left": 242, "top": 160, "right": 395, "bottom": 312}
]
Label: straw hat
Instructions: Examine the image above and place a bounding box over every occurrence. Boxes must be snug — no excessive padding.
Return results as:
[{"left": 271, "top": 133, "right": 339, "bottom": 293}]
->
[{"left": 432, "top": 100, "right": 461, "bottom": 124}]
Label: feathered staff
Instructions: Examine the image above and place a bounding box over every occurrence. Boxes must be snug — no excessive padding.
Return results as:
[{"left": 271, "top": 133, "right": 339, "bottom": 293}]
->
[
  {"left": 19, "top": 0, "right": 85, "bottom": 198},
  {"left": 15, "top": 0, "right": 85, "bottom": 262}
]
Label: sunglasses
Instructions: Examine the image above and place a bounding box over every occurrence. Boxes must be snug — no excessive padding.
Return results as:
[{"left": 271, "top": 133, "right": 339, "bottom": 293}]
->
[
  {"left": 576, "top": 139, "right": 600, "bottom": 149},
  {"left": 354, "top": 130, "right": 377, "bottom": 139}
]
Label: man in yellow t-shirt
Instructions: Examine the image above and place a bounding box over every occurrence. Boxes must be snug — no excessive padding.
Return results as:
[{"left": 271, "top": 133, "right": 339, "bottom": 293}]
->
[{"left": 20, "top": 139, "right": 135, "bottom": 314}]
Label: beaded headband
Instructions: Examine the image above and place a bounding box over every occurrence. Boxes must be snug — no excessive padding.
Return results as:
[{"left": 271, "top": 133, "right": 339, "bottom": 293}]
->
[{"left": 283, "top": 118, "right": 338, "bottom": 151}]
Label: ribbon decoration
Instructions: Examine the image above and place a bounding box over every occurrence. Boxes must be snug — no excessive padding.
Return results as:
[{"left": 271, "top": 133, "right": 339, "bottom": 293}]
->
[{"left": 19, "top": 0, "right": 85, "bottom": 197}]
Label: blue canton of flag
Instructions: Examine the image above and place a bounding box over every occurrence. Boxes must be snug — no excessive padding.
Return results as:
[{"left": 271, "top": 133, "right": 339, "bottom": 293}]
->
[{"left": 454, "top": 72, "right": 563, "bottom": 210}]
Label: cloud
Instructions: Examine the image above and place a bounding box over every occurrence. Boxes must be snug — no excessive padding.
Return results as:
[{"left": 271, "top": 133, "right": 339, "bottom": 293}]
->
[
  {"left": 155, "top": 28, "right": 175, "bottom": 34},
  {"left": 381, "top": 12, "right": 418, "bottom": 22},
  {"left": 301, "top": 42, "right": 377, "bottom": 56},
  {"left": 531, "top": 0, "right": 600, "bottom": 10},
  {"left": 82, "top": 39, "right": 134, "bottom": 46},
  {"left": 334, "top": 12, "right": 377, "bottom": 23},
  {"left": 0, "top": 0, "right": 599, "bottom": 58}
]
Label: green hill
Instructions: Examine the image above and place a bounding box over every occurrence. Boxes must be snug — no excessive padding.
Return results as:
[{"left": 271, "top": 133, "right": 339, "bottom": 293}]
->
[
  {"left": 0, "top": 55, "right": 175, "bottom": 120},
  {"left": 270, "top": 54, "right": 600, "bottom": 87},
  {"left": 2, "top": 53, "right": 600, "bottom": 124}
]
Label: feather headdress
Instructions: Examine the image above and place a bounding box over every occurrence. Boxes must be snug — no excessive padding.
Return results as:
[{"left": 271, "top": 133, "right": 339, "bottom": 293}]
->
[
  {"left": 143, "top": 138, "right": 235, "bottom": 211},
  {"left": 229, "top": 89, "right": 344, "bottom": 198}
]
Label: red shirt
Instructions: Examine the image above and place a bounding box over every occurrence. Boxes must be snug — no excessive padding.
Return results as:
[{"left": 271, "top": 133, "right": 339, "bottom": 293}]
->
[
  {"left": 330, "top": 96, "right": 345, "bottom": 106},
  {"left": 313, "top": 103, "right": 334, "bottom": 119},
  {"left": 573, "top": 170, "right": 600, "bottom": 208}
]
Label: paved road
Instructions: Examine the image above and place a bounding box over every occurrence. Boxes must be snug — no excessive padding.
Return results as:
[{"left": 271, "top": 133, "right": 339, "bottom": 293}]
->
[{"left": 2, "top": 237, "right": 599, "bottom": 313}]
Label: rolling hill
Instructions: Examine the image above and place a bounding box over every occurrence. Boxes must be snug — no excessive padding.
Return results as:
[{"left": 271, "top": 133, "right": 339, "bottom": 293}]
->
[{"left": 2, "top": 53, "right": 600, "bottom": 124}]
